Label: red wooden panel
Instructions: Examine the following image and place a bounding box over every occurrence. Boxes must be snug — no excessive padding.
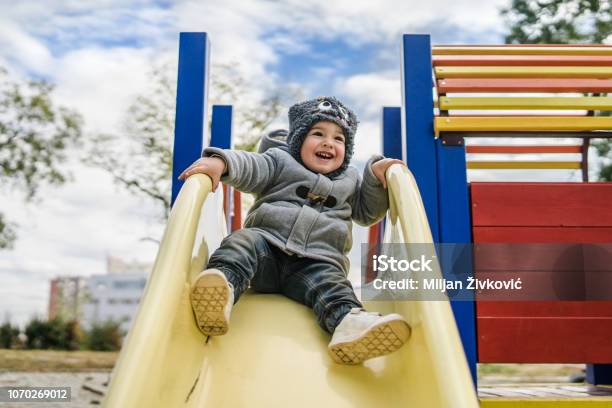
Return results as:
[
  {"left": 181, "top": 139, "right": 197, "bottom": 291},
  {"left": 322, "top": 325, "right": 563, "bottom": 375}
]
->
[
  {"left": 478, "top": 301, "right": 612, "bottom": 317},
  {"left": 438, "top": 78, "right": 612, "bottom": 93},
  {"left": 471, "top": 182, "right": 612, "bottom": 363},
  {"left": 474, "top": 271, "right": 612, "bottom": 301},
  {"left": 471, "top": 183, "right": 612, "bottom": 227},
  {"left": 477, "top": 315, "right": 612, "bottom": 363},
  {"left": 473, "top": 227, "right": 612, "bottom": 243},
  {"left": 475, "top": 243, "right": 612, "bottom": 273},
  {"left": 433, "top": 55, "right": 612, "bottom": 67},
  {"left": 466, "top": 145, "right": 582, "bottom": 154},
  {"left": 473, "top": 234, "right": 612, "bottom": 301},
  {"left": 473, "top": 243, "right": 612, "bottom": 301}
]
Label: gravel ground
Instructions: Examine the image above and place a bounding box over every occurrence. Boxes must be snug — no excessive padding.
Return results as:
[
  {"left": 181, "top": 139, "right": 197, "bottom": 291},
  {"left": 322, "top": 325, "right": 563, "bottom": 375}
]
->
[{"left": 0, "top": 372, "right": 110, "bottom": 407}]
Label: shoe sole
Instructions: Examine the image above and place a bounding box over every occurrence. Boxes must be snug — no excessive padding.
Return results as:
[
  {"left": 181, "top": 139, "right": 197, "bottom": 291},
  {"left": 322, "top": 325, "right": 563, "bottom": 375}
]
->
[
  {"left": 190, "top": 272, "right": 230, "bottom": 336},
  {"left": 328, "top": 318, "right": 411, "bottom": 365}
]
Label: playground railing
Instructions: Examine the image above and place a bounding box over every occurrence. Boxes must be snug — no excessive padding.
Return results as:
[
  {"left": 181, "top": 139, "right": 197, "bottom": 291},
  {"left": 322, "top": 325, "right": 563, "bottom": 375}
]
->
[{"left": 432, "top": 44, "right": 612, "bottom": 182}]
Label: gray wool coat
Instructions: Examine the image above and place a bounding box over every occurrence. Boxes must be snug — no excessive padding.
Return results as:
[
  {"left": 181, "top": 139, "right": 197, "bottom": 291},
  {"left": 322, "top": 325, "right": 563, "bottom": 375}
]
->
[{"left": 203, "top": 146, "right": 389, "bottom": 273}]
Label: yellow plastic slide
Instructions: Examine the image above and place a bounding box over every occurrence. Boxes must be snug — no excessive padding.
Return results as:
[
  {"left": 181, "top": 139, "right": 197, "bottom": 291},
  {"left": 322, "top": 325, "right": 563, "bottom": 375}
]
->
[{"left": 103, "top": 165, "right": 479, "bottom": 408}]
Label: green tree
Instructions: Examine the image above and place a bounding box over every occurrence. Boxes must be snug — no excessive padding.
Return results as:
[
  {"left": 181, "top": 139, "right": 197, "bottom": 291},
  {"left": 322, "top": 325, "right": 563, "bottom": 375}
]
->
[
  {"left": 85, "top": 319, "right": 123, "bottom": 351},
  {"left": 86, "top": 61, "right": 301, "bottom": 220},
  {"left": 0, "top": 67, "right": 84, "bottom": 249},
  {"left": 0, "top": 321, "right": 20, "bottom": 349},
  {"left": 501, "top": 0, "right": 612, "bottom": 180},
  {"left": 62, "top": 320, "right": 82, "bottom": 351},
  {"left": 24, "top": 317, "right": 64, "bottom": 349},
  {"left": 502, "top": 0, "right": 611, "bottom": 44},
  {"left": 23, "top": 317, "right": 81, "bottom": 350}
]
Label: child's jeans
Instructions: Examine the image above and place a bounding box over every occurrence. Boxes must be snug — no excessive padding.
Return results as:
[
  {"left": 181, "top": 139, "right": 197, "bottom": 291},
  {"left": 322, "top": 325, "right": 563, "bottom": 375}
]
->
[{"left": 206, "top": 228, "right": 363, "bottom": 334}]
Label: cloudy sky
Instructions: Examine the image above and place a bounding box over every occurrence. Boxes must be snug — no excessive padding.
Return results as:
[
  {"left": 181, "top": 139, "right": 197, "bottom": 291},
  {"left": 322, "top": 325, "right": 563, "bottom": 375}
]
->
[{"left": 1, "top": 0, "right": 591, "bottom": 327}]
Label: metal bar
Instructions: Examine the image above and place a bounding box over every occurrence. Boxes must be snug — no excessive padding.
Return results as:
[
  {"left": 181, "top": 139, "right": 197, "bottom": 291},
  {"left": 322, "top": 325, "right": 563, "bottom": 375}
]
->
[
  {"left": 582, "top": 138, "right": 590, "bottom": 182},
  {"left": 402, "top": 34, "right": 440, "bottom": 239},
  {"left": 435, "top": 139, "right": 477, "bottom": 386},
  {"left": 587, "top": 364, "right": 612, "bottom": 386},
  {"left": 171, "top": 32, "right": 210, "bottom": 206},
  {"left": 211, "top": 105, "right": 234, "bottom": 232},
  {"left": 582, "top": 97, "right": 597, "bottom": 183},
  {"left": 210, "top": 105, "right": 232, "bottom": 149},
  {"left": 365, "top": 222, "right": 381, "bottom": 283},
  {"left": 404, "top": 34, "right": 478, "bottom": 386},
  {"left": 231, "top": 188, "right": 241, "bottom": 231},
  {"left": 382, "top": 107, "right": 403, "bottom": 159}
]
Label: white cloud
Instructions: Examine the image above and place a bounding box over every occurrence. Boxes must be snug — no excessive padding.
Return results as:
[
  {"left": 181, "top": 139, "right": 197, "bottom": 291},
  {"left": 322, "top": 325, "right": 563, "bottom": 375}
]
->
[
  {"left": 334, "top": 70, "right": 401, "bottom": 119},
  {"left": 53, "top": 47, "right": 164, "bottom": 133},
  {"left": 0, "top": 20, "right": 53, "bottom": 75},
  {"left": 174, "top": 0, "right": 280, "bottom": 86},
  {"left": 249, "top": 0, "right": 508, "bottom": 45}
]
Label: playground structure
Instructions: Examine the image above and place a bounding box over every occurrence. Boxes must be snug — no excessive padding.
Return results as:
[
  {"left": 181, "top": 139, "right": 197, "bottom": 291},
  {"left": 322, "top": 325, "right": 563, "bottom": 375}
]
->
[{"left": 103, "top": 34, "right": 612, "bottom": 407}]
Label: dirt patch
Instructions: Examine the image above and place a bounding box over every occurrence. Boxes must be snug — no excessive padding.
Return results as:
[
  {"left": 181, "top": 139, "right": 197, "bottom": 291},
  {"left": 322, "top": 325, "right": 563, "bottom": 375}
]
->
[
  {"left": 479, "top": 363, "right": 585, "bottom": 383},
  {"left": 0, "top": 350, "right": 117, "bottom": 372}
]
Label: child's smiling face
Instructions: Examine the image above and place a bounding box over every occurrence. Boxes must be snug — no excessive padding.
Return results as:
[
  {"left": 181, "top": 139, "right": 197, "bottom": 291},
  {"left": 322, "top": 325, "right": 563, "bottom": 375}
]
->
[{"left": 300, "top": 121, "right": 346, "bottom": 175}]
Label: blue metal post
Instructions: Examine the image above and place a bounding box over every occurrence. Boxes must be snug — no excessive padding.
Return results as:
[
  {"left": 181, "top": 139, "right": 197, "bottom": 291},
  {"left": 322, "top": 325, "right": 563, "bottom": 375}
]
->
[
  {"left": 587, "top": 364, "right": 612, "bottom": 385},
  {"left": 382, "top": 107, "right": 402, "bottom": 160},
  {"left": 210, "top": 105, "right": 233, "bottom": 149},
  {"left": 210, "top": 105, "right": 233, "bottom": 232},
  {"left": 171, "top": 32, "right": 211, "bottom": 206},
  {"left": 401, "top": 34, "right": 477, "bottom": 385},
  {"left": 401, "top": 34, "right": 439, "bottom": 241},
  {"left": 436, "top": 139, "right": 478, "bottom": 384},
  {"left": 376, "top": 107, "right": 403, "bottom": 244}
]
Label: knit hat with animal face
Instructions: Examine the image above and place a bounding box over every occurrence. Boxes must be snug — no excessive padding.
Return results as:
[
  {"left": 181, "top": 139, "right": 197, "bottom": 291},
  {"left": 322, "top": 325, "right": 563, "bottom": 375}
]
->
[{"left": 287, "top": 96, "right": 358, "bottom": 178}]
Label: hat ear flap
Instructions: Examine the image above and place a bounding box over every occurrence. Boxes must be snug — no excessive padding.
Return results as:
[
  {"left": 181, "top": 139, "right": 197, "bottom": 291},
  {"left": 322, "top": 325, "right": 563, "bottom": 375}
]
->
[{"left": 288, "top": 103, "right": 302, "bottom": 125}]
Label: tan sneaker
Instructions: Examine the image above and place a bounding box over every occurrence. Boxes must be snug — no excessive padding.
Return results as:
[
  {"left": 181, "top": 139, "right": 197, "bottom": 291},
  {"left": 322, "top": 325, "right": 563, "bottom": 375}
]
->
[
  {"left": 190, "top": 269, "right": 234, "bottom": 336},
  {"left": 328, "top": 308, "right": 411, "bottom": 365}
]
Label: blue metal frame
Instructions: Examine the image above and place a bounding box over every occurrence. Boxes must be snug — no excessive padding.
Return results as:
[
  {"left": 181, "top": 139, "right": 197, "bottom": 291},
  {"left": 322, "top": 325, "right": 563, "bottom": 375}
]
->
[
  {"left": 382, "top": 107, "right": 402, "bottom": 160},
  {"left": 435, "top": 139, "right": 478, "bottom": 384},
  {"left": 210, "top": 105, "right": 234, "bottom": 231},
  {"left": 376, "top": 107, "right": 403, "bottom": 244},
  {"left": 210, "top": 105, "right": 233, "bottom": 149},
  {"left": 587, "top": 364, "right": 612, "bottom": 385},
  {"left": 171, "top": 32, "right": 211, "bottom": 206},
  {"left": 401, "top": 34, "right": 477, "bottom": 385},
  {"left": 401, "top": 34, "right": 439, "bottom": 241}
]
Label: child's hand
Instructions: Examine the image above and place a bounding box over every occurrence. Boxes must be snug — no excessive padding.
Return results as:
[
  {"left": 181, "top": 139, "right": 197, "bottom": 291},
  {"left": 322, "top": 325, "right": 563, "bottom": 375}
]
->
[
  {"left": 178, "top": 156, "right": 226, "bottom": 191},
  {"left": 371, "top": 158, "right": 405, "bottom": 189}
]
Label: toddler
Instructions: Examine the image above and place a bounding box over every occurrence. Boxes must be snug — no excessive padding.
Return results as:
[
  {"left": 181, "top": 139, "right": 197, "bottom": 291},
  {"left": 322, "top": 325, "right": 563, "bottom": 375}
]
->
[{"left": 178, "top": 96, "right": 410, "bottom": 364}]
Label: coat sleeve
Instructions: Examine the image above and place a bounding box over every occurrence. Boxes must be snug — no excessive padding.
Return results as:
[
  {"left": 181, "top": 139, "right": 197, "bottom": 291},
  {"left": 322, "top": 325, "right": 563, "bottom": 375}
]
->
[
  {"left": 203, "top": 147, "right": 277, "bottom": 195},
  {"left": 349, "top": 155, "right": 389, "bottom": 226}
]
